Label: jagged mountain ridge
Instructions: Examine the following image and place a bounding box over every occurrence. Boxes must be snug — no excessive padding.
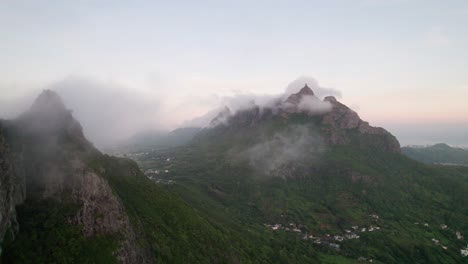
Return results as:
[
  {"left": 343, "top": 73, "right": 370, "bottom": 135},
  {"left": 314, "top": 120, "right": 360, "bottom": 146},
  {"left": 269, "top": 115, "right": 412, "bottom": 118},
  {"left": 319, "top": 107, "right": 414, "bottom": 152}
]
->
[{"left": 199, "top": 84, "right": 400, "bottom": 154}]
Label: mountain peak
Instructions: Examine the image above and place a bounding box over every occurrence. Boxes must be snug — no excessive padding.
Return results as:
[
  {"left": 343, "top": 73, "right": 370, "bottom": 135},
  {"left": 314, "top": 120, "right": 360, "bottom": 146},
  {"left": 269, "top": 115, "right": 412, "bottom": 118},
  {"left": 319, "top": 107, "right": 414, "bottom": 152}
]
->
[
  {"left": 30, "top": 89, "right": 67, "bottom": 114},
  {"left": 298, "top": 84, "right": 314, "bottom": 96},
  {"left": 16, "top": 89, "right": 93, "bottom": 149},
  {"left": 285, "top": 84, "right": 315, "bottom": 105}
]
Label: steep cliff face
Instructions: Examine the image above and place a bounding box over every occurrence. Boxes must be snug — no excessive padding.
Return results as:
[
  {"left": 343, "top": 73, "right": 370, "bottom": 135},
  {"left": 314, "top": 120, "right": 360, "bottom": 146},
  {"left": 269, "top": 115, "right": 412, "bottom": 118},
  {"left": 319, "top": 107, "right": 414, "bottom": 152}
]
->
[
  {"left": 0, "top": 130, "right": 18, "bottom": 252},
  {"left": 0, "top": 124, "right": 25, "bottom": 254},
  {"left": 322, "top": 96, "right": 400, "bottom": 152},
  {"left": 0, "top": 90, "right": 153, "bottom": 263},
  {"left": 69, "top": 159, "right": 147, "bottom": 263}
]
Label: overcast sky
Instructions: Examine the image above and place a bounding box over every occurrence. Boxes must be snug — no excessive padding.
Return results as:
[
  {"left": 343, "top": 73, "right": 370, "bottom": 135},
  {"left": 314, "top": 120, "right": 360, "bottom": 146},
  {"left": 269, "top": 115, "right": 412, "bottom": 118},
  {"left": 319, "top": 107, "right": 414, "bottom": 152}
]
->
[{"left": 1, "top": 0, "right": 467, "bottom": 146}]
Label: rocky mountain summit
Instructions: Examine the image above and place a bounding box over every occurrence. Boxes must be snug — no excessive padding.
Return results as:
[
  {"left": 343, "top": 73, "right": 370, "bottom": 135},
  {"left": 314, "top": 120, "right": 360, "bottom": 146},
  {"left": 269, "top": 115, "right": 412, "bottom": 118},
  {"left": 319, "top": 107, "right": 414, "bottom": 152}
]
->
[
  {"left": 284, "top": 84, "right": 316, "bottom": 105},
  {"left": 207, "top": 84, "right": 400, "bottom": 153}
]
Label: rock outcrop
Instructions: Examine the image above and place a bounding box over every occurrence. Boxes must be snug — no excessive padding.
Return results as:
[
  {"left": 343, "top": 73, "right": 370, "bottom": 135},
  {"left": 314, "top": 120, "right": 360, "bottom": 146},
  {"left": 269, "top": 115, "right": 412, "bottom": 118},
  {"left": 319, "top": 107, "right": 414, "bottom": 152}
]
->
[
  {"left": 322, "top": 96, "right": 400, "bottom": 152},
  {"left": 284, "top": 84, "right": 315, "bottom": 105},
  {"left": 0, "top": 131, "right": 17, "bottom": 253},
  {"left": 69, "top": 159, "right": 146, "bottom": 263},
  {"left": 0, "top": 123, "right": 25, "bottom": 254}
]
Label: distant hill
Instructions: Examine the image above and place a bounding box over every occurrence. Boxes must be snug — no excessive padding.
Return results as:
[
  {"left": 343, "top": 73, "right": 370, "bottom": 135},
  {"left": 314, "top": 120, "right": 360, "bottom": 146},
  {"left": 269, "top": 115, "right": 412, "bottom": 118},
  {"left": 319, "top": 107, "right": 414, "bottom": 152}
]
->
[
  {"left": 109, "top": 127, "right": 201, "bottom": 153},
  {"left": 402, "top": 143, "right": 468, "bottom": 166}
]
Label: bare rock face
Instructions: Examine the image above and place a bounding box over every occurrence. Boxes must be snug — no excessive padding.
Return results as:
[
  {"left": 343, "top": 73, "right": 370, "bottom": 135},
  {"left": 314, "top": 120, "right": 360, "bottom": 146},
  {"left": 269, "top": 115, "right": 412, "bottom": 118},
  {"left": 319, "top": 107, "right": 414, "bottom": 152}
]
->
[
  {"left": 206, "top": 88, "right": 400, "bottom": 153},
  {"left": 0, "top": 126, "right": 26, "bottom": 252},
  {"left": 285, "top": 84, "right": 315, "bottom": 105},
  {"left": 69, "top": 160, "right": 146, "bottom": 263},
  {"left": 322, "top": 96, "right": 400, "bottom": 152},
  {"left": 0, "top": 132, "right": 18, "bottom": 250}
]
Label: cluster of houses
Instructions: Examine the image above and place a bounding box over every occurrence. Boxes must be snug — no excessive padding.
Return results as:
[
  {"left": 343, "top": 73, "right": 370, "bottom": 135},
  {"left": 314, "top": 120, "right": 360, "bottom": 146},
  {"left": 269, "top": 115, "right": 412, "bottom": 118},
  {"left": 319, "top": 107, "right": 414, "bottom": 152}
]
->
[
  {"left": 154, "top": 179, "right": 176, "bottom": 185},
  {"left": 144, "top": 168, "right": 174, "bottom": 184},
  {"left": 461, "top": 245, "right": 468, "bottom": 257},
  {"left": 142, "top": 156, "right": 174, "bottom": 184},
  {"left": 264, "top": 214, "right": 385, "bottom": 262},
  {"left": 431, "top": 238, "right": 448, "bottom": 250},
  {"left": 369, "top": 214, "right": 380, "bottom": 219},
  {"left": 122, "top": 151, "right": 150, "bottom": 159},
  {"left": 414, "top": 222, "right": 467, "bottom": 255},
  {"left": 457, "top": 230, "right": 467, "bottom": 258},
  {"left": 357, "top": 256, "right": 374, "bottom": 263},
  {"left": 350, "top": 225, "right": 381, "bottom": 233},
  {"left": 264, "top": 221, "right": 382, "bottom": 251},
  {"left": 414, "top": 222, "right": 430, "bottom": 227},
  {"left": 264, "top": 223, "right": 302, "bottom": 232},
  {"left": 144, "top": 168, "right": 160, "bottom": 175}
]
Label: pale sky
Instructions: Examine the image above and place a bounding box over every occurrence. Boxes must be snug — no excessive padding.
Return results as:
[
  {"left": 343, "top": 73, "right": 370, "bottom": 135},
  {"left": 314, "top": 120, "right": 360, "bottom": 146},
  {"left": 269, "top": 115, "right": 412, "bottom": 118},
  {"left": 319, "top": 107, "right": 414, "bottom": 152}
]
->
[{"left": 1, "top": 0, "right": 467, "bottom": 146}]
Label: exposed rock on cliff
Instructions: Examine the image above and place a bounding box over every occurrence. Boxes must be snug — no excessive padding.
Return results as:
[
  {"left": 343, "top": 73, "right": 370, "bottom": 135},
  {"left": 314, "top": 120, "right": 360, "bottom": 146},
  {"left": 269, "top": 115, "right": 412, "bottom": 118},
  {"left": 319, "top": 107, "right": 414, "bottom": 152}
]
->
[
  {"left": 0, "top": 131, "right": 17, "bottom": 251},
  {"left": 207, "top": 85, "right": 400, "bottom": 153},
  {"left": 0, "top": 123, "right": 25, "bottom": 252},
  {"left": 70, "top": 159, "right": 146, "bottom": 263},
  {"left": 322, "top": 96, "right": 400, "bottom": 152}
]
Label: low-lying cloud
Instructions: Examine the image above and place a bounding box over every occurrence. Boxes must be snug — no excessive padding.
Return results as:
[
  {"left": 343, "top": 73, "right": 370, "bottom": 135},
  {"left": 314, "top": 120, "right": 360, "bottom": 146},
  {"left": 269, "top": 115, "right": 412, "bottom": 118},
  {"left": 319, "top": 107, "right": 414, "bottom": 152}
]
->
[
  {"left": 184, "top": 76, "right": 339, "bottom": 127},
  {"left": 243, "top": 125, "right": 326, "bottom": 175},
  {"left": 284, "top": 76, "right": 342, "bottom": 100},
  {"left": 0, "top": 77, "right": 164, "bottom": 147},
  {"left": 287, "top": 95, "right": 333, "bottom": 115},
  {"left": 0, "top": 75, "right": 340, "bottom": 148}
]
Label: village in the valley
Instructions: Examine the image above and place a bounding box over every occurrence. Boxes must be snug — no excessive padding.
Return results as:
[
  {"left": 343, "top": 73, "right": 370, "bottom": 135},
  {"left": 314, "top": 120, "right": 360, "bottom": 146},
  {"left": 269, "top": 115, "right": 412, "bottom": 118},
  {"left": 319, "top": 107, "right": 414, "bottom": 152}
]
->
[
  {"left": 118, "top": 151, "right": 177, "bottom": 185},
  {"left": 264, "top": 213, "right": 467, "bottom": 260}
]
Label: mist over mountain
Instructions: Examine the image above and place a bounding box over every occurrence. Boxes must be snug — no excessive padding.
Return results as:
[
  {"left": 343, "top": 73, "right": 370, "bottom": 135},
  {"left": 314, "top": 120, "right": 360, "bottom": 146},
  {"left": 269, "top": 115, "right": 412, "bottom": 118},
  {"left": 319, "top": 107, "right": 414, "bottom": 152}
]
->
[
  {"left": 2, "top": 75, "right": 467, "bottom": 149},
  {"left": 0, "top": 78, "right": 165, "bottom": 147}
]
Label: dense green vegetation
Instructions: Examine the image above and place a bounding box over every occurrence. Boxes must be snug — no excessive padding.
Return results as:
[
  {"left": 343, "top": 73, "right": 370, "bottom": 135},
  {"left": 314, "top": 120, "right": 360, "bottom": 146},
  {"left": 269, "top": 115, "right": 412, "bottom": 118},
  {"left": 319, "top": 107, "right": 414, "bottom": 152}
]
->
[
  {"left": 1, "top": 199, "right": 118, "bottom": 264},
  {"left": 91, "top": 154, "right": 356, "bottom": 263},
  {"left": 402, "top": 143, "right": 468, "bottom": 165}
]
